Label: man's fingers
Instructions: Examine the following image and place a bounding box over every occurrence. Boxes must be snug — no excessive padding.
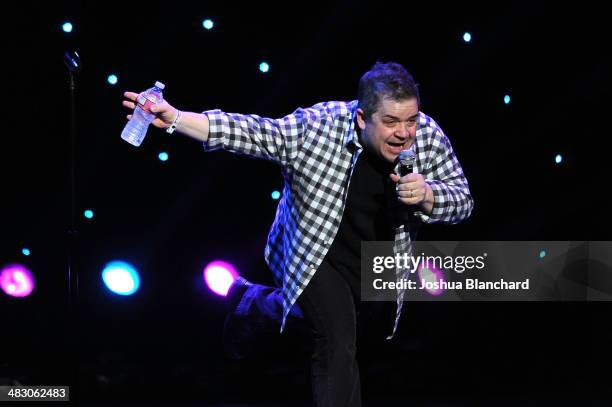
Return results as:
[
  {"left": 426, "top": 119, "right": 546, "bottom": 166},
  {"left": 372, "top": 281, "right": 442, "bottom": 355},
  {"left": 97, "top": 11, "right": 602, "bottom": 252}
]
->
[
  {"left": 127, "top": 114, "right": 132, "bottom": 120},
  {"left": 123, "top": 91, "right": 141, "bottom": 111},
  {"left": 123, "top": 91, "right": 139, "bottom": 101},
  {"left": 397, "top": 181, "right": 422, "bottom": 190},
  {"left": 397, "top": 188, "right": 422, "bottom": 197},
  {"left": 398, "top": 196, "right": 420, "bottom": 205},
  {"left": 122, "top": 100, "right": 136, "bottom": 110},
  {"left": 400, "top": 173, "right": 420, "bottom": 183},
  {"left": 391, "top": 173, "right": 422, "bottom": 184}
]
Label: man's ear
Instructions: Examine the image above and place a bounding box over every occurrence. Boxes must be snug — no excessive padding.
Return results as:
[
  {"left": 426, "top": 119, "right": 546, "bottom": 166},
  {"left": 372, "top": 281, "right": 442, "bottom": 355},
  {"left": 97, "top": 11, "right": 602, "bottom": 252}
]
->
[{"left": 356, "top": 108, "right": 367, "bottom": 130}]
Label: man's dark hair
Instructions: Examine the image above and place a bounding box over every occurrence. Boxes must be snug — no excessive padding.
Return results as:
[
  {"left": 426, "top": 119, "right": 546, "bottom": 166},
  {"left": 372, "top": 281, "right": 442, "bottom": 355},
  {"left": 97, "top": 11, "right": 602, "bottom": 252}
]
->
[{"left": 357, "top": 61, "right": 420, "bottom": 119}]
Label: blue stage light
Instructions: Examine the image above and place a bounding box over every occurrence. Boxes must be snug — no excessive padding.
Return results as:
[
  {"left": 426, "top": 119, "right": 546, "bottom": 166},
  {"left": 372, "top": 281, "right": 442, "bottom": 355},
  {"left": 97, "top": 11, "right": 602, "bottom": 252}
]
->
[
  {"left": 202, "top": 19, "right": 214, "bottom": 30},
  {"left": 102, "top": 261, "right": 141, "bottom": 296},
  {"left": 84, "top": 210, "right": 94, "bottom": 219},
  {"left": 22, "top": 248, "right": 31, "bottom": 256},
  {"left": 463, "top": 32, "right": 472, "bottom": 43},
  {"left": 158, "top": 152, "right": 169, "bottom": 162},
  {"left": 62, "top": 22, "right": 73, "bottom": 33},
  {"left": 555, "top": 154, "right": 563, "bottom": 164},
  {"left": 271, "top": 190, "right": 281, "bottom": 200},
  {"left": 259, "top": 62, "right": 270, "bottom": 73},
  {"left": 504, "top": 95, "right": 511, "bottom": 105},
  {"left": 539, "top": 250, "right": 546, "bottom": 259},
  {"left": 107, "top": 74, "right": 118, "bottom": 85}
]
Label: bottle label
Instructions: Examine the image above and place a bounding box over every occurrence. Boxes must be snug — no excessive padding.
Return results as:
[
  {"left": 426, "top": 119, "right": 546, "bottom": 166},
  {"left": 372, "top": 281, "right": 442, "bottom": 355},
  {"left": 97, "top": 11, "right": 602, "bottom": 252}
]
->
[{"left": 137, "top": 94, "right": 159, "bottom": 113}]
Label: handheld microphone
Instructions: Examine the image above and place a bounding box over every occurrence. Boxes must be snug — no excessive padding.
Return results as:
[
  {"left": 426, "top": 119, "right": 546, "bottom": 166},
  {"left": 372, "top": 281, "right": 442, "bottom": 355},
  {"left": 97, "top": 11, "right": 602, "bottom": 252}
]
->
[
  {"left": 392, "top": 144, "right": 418, "bottom": 221},
  {"left": 397, "top": 144, "right": 416, "bottom": 177}
]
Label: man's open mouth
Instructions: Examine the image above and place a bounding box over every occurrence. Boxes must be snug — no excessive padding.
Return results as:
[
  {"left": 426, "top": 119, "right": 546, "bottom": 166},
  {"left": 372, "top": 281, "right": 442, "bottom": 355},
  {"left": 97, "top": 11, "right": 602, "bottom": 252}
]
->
[{"left": 387, "top": 141, "right": 405, "bottom": 147}]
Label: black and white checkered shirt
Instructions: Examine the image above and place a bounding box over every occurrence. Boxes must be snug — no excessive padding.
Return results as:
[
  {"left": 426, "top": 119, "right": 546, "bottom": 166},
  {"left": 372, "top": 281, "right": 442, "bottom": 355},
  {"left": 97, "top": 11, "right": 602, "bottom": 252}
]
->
[{"left": 203, "top": 100, "right": 473, "bottom": 338}]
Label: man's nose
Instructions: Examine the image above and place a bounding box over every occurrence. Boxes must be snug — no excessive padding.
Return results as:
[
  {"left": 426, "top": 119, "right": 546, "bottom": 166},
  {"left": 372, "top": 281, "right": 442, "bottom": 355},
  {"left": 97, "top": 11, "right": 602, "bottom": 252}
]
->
[{"left": 395, "top": 124, "right": 409, "bottom": 139}]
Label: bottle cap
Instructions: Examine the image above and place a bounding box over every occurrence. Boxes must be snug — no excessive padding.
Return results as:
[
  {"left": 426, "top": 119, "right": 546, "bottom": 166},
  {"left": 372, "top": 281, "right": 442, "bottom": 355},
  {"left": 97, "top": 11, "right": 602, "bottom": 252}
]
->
[{"left": 155, "top": 81, "right": 165, "bottom": 90}]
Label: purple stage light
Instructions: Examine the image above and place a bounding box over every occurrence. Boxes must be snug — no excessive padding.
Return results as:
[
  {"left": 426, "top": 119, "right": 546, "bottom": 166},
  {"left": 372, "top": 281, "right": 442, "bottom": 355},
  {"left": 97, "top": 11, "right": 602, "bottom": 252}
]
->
[
  {"left": 203, "top": 260, "right": 238, "bottom": 296},
  {"left": 416, "top": 261, "right": 445, "bottom": 296},
  {"left": 0, "top": 264, "right": 35, "bottom": 298}
]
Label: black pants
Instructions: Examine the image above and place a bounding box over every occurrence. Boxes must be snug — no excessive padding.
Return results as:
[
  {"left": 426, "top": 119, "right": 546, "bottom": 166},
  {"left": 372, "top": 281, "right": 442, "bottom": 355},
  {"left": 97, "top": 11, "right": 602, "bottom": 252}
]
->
[
  {"left": 297, "top": 259, "right": 362, "bottom": 407},
  {"left": 235, "top": 261, "right": 394, "bottom": 407}
]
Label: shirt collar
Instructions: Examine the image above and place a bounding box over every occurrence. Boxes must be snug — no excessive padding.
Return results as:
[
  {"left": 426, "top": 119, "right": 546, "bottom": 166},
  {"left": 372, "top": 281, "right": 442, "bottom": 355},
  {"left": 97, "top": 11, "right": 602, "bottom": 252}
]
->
[{"left": 344, "top": 100, "right": 362, "bottom": 150}]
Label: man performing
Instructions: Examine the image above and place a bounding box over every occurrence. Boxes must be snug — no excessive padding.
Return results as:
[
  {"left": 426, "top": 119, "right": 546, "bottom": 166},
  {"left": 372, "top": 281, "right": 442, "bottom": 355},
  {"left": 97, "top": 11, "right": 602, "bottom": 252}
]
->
[{"left": 122, "top": 62, "right": 473, "bottom": 406}]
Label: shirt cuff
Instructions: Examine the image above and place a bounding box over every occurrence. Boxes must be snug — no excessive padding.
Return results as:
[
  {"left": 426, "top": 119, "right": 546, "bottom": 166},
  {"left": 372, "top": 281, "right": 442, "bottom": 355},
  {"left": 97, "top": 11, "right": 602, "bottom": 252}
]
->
[{"left": 201, "top": 109, "right": 225, "bottom": 151}]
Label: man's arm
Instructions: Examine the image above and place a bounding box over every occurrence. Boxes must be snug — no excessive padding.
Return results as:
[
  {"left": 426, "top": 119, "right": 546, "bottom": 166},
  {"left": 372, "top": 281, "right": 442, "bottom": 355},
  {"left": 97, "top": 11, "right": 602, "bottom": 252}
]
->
[
  {"left": 173, "top": 111, "right": 210, "bottom": 143},
  {"left": 391, "top": 128, "right": 473, "bottom": 224},
  {"left": 123, "top": 92, "right": 210, "bottom": 143},
  {"left": 123, "top": 91, "right": 319, "bottom": 168},
  {"left": 417, "top": 129, "right": 474, "bottom": 224},
  {"left": 200, "top": 108, "right": 309, "bottom": 167}
]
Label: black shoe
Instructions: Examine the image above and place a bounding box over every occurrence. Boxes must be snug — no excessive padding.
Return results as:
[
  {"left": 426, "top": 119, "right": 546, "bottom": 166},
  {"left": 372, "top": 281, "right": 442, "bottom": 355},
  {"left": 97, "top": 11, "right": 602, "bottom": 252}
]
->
[{"left": 223, "top": 276, "right": 254, "bottom": 360}]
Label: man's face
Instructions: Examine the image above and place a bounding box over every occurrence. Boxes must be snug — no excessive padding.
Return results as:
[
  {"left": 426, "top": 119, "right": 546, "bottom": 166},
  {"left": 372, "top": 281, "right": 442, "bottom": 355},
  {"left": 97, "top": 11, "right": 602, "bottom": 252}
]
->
[{"left": 356, "top": 97, "right": 419, "bottom": 163}]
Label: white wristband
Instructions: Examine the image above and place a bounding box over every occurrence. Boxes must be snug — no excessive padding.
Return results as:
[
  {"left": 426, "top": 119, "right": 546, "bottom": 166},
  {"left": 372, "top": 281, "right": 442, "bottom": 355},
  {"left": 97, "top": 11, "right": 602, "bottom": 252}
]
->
[{"left": 166, "top": 110, "right": 182, "bottom": 134}]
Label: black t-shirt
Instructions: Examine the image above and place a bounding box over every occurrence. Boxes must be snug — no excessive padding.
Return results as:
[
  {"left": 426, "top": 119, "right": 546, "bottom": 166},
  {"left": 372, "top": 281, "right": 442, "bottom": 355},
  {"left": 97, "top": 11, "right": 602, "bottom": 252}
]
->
[{"left": 322, "top": 147, "right": 396, "bottom": 299}]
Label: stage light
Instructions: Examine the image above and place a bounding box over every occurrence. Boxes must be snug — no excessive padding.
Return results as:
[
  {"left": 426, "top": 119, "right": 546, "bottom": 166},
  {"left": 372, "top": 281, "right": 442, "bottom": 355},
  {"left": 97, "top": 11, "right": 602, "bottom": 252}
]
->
[
  {"left": 271, "top": 190, "right": 281, "bottom": 200},
  {"left": 62, "top": 22, "right": 73, "bottom": 33},
  {"left": 107, "top": 74, "right": 118, "bottom": 85},
  {"left": 259, "top": 62, "right": 270, "bottom": 73},
  {"left": 504, "top": 95, "right": 511, "bottom": 105},
  {"left": 158, "top": 152, "right": 169, "bottom": 162},
  {"left": 22, "top": 248, "right": 31, "bottom": 256},
  {"left": 202, "top": 19, "right": 214, "bottom": 30},
  {"left": 555, "top": 154, "right": 563, "bottom": 164},
  {"left": 463, "top": 32, "right": 472, "bottom": 43},
  {"left": 204, "top": 260, "right": 238, "bottom": 297},
  {"left": 417, "top": 262, "right": 445, "bottom": 296},
  {"left": 0, "top": 264, "right": 35, "bottom": 298},
  {"left": 539, "top": 250, "right": 547, "bottom": 259},
  {"left": 102, "top": 261, "right": 140, "bottom": 296},
  {"left": 84, "top": 209, "right": 94, "bottom": 219}
]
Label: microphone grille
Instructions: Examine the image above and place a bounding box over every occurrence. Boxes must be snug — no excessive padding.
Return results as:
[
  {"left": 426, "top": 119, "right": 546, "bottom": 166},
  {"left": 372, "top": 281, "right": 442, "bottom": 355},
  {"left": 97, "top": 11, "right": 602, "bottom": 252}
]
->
[{"left": 399, "top": 145, "right": 416, "bottom": 165}]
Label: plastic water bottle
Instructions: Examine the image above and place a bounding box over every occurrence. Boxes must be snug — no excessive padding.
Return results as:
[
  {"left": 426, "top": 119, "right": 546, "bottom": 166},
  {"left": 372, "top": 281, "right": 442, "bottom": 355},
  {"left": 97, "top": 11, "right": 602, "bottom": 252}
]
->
[{"left": 121, "top": 81, "right": 165, "bottom": 147}]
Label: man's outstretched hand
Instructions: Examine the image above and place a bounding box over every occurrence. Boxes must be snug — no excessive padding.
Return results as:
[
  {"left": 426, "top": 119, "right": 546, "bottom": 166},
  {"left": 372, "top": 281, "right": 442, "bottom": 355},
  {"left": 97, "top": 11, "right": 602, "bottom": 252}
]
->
[{"left": 122, "top": 91, "right": 178, "bottom": 130}]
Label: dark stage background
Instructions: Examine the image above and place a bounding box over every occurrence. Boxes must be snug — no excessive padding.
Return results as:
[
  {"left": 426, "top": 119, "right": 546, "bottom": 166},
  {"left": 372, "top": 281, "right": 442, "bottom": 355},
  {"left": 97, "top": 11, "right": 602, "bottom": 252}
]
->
[{"left": 1, "top": 1, "right": 608, "bottom": 405}]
